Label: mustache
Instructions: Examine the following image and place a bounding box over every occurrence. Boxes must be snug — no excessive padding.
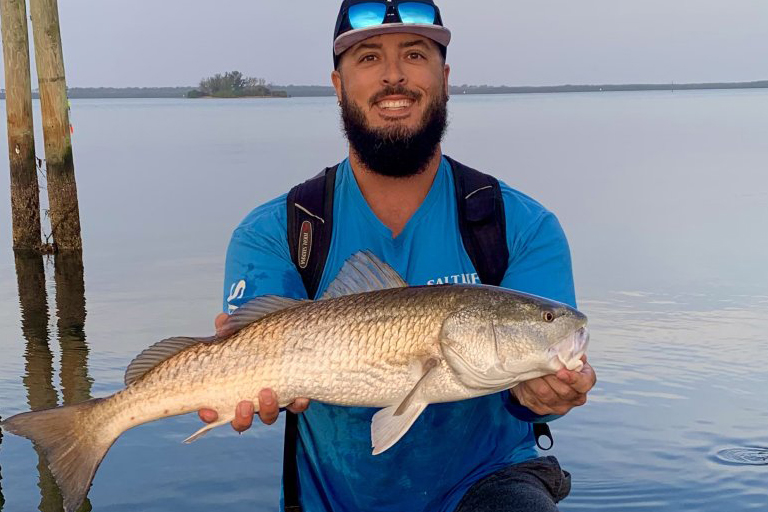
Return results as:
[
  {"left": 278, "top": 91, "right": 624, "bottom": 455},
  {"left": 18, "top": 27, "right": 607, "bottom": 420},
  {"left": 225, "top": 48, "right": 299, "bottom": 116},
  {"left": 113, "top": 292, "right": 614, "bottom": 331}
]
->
[{"left": 369, "top": 85, "right": 422, "bottom": 107}]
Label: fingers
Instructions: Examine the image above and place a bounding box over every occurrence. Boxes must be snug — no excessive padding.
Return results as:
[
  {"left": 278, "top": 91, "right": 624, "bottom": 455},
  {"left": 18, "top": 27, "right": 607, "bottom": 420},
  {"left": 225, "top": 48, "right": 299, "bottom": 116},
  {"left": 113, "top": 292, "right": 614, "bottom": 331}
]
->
[
  {"left": 513, "top": 380, "right": 564, "bottom": 415},
  {"left": 215, "top": 312, "right": 228, "bottom": 331},
  {"left": 203, "top": 389, "right": 310, "bottom": 433},
  {"left": 542, "top": 374, "right": 582, "bottom": 402},
  {"left": 231, "top": 401, "right": 255, "bottom": 432},
  {"left": 257, "top": 389, "right": 279, "bottom": 425},
  {"left": 257, "top": 390, "right": 310, "bottom": 419},
  {"left": 556, "top": 358, "right": 597, "bottom": 395},
  {"left": 198, "top": 408, "right": 218, "bottom": 423},
  {"left": 286, "top": 397, "right": 311, "bottom": 414},
  {"left": 199, "top": 402, "right": 254, "bottom": 433},
  {"left": 526, "top": 381, "right": 577, "bottom": 415},
  {"left": 513, "top": 369, "right": 592, "bottom": 416}
]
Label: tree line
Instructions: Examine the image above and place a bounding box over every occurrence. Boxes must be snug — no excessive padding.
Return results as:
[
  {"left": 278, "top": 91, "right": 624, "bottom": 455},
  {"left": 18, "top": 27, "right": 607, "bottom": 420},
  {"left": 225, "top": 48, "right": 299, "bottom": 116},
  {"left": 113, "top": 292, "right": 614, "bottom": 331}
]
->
[{"left": 187, "top": 71, "right": 287, "bottom": 98}]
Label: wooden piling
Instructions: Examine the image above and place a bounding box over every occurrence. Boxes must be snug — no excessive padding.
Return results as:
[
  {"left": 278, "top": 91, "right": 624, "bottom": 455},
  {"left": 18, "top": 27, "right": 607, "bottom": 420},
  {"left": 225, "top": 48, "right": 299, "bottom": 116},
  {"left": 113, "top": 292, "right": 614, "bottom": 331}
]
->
[
  {"left": 29, "top": 0, "right": 81, "bottom": 250},
  {"left": 1, "top": 0, "right": 42, "bottom": 250}
]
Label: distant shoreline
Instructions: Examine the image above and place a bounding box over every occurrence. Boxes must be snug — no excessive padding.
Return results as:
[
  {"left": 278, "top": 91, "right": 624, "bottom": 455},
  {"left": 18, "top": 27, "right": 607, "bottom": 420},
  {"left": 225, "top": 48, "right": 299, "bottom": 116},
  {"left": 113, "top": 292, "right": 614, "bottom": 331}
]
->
[
  {"left": 190, "top": 94, "right": 287, "bottom": 99},
  {"left": 2, "top": 80, "right": 766, "bottom": 99},
  {"left": 451, "top": 80, "right": 768, "bottom": 95}
]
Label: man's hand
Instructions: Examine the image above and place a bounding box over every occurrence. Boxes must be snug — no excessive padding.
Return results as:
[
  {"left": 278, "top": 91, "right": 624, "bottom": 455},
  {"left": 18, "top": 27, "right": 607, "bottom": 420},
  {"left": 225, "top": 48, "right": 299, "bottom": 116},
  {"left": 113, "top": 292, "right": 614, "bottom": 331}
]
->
[
  {"left": 197, "top": 313, "right": 311, "bottom": 433},
  {"left": 511, "top": 355, "right": 596, "bottom": 416},
  {"left": 197, "top": 392, "right": 311, "bottom": 432}
]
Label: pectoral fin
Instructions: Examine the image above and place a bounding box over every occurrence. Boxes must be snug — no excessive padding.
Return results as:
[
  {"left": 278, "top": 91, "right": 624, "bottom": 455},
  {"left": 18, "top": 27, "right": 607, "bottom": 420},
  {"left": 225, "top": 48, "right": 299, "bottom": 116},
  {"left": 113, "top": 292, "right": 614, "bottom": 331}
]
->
[
  {"left": 370, "top": 357, "right": 438, "bottom": 454},
  {"left": 395, "top": 357, "right": 439, "bottom": 416},
  {"left": 371, "top": 402, "right": 428, "bottom": 455}
]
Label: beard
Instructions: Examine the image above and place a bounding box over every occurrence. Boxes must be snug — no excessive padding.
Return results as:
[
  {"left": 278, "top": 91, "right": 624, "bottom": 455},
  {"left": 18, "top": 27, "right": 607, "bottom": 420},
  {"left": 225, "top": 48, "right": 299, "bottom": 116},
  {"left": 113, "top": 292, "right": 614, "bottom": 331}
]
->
[{"left": 340, "top": 84, "right": 449, "bottom": 179}]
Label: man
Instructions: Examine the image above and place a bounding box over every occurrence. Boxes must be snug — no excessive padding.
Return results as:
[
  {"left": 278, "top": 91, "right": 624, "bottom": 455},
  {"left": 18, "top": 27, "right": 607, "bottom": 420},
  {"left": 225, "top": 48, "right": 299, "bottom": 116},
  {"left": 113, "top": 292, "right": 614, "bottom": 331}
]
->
[{"left": 199, "top": 1, "right": 596, "bottom": 510}]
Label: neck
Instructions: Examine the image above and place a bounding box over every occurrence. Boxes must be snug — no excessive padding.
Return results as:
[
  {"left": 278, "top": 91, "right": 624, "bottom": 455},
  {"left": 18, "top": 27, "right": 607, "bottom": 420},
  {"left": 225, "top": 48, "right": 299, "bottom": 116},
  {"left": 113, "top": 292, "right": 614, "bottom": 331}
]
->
[{"left": 349, "top": 146, "right": 443, "bottom": 238}]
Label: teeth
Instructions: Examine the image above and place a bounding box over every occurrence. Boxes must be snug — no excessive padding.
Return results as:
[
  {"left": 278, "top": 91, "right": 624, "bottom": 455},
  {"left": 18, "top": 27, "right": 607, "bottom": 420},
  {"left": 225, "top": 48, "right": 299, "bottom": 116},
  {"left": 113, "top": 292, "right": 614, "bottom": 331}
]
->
[{"left": 378, "top": 99, "right": 412, "bottom": 110}]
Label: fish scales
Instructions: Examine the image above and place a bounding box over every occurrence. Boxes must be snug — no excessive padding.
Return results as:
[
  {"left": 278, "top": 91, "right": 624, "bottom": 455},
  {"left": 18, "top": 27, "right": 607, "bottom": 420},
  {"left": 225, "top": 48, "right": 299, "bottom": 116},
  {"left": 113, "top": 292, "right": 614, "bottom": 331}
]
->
[{"left": 107, "top": 287, "right": 449, "bottom": 425}]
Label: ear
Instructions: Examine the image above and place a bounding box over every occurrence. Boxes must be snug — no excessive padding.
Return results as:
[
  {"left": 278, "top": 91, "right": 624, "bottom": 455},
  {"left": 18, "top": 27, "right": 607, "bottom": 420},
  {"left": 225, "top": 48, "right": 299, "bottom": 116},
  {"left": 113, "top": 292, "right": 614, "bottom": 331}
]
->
[
  {"left": 331, "top": 69, "right": 343, "bottom": 103},
  {"left": 443, "top": 64, "right": 451, "bottom": 98}
]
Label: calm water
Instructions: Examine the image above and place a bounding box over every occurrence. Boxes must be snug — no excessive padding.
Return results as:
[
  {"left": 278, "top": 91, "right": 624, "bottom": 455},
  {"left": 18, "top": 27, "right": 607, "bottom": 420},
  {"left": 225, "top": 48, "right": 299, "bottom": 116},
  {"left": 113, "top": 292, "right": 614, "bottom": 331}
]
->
[{"left": 0, "top": 90, "right": 767, "bottom": 511}]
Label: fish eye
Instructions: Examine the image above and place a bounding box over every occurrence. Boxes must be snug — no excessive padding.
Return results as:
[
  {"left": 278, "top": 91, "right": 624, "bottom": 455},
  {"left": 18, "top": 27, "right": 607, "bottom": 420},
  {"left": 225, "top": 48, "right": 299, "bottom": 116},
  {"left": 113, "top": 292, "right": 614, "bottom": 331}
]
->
[{"left": 542, "top": 311, "right": 555, "bottom": 323}]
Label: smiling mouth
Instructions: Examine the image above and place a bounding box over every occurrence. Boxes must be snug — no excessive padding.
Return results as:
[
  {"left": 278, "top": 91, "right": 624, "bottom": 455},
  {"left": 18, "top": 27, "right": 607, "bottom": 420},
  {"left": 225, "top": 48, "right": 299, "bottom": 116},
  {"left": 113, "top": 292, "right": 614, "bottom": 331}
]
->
[{"left": 376, "top": 98, "right": 414, "bottom": 111}]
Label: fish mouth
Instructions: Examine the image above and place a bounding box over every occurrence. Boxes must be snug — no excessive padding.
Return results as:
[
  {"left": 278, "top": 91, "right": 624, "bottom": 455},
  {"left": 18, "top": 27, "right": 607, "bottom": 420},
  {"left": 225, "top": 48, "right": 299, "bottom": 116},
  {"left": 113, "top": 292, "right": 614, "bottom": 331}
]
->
[{"left": 548, "top": 326, "right": 590, "bottom": 372}]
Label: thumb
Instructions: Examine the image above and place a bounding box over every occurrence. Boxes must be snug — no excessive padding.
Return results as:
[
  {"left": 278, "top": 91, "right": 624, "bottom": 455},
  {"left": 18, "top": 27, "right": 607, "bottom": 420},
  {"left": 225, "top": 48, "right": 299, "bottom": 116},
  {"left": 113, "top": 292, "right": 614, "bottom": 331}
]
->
[{"left": 215, "top": 312, "right": 228, "bottom": 331}]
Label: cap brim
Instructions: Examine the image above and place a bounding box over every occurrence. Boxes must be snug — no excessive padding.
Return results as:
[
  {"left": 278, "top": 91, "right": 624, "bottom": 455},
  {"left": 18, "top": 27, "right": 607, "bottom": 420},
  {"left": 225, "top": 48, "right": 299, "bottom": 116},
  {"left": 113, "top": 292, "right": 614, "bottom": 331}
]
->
[{"left": 334, "top": 24, "right": 451, "bottom": 56}]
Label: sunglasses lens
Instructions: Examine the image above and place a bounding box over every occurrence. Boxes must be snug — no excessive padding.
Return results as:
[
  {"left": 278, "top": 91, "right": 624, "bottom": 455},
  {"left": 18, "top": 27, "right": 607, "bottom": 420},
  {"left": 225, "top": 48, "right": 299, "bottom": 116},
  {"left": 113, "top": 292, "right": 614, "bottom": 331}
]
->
[
  {"left": 348, "top": 3, "right": 387, "bottom": 29},
  {"left": 397, "top": 2, "right": 436, "bottom": 24}
]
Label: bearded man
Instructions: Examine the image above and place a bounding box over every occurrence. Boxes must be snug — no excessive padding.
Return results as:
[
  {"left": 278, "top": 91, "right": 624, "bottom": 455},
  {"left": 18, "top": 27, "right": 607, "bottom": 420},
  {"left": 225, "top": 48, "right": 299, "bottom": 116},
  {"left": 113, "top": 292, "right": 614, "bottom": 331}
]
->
[{"left": 199, "top": 1, "right": 596, "bottom": 511}]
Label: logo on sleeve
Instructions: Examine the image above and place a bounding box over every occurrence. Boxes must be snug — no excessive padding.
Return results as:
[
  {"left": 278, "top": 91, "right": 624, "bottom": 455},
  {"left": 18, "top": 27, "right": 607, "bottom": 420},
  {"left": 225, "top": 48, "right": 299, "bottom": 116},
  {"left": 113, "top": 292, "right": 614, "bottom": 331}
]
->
[
  {"left": 298, "top": 221, "right": 313, "bottom": 269},
  {"left": 227, "top": 280, "right": 246, "bottom": 314}
]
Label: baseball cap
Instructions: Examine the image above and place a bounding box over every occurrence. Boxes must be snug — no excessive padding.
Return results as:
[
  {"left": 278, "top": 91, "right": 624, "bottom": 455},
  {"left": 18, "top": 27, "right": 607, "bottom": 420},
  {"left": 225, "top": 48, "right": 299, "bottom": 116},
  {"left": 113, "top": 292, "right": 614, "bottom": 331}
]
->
[{"left": 333, "top": 0, "right": 451, "bottom": 67}]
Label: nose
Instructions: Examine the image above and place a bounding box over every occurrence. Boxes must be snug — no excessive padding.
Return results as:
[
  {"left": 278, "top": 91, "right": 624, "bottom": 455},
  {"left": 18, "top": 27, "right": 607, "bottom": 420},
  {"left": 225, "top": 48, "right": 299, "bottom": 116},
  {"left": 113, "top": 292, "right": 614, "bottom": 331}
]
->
[{"left": 381, "top": 58, "right": 406, "bottom": 86}]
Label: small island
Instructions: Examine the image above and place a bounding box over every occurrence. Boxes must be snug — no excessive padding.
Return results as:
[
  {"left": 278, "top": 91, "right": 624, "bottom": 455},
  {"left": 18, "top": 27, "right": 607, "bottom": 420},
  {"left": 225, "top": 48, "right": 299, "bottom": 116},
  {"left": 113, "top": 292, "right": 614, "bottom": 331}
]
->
[{"left": 186, "top": 71, "right": 287, "bottom": 98}]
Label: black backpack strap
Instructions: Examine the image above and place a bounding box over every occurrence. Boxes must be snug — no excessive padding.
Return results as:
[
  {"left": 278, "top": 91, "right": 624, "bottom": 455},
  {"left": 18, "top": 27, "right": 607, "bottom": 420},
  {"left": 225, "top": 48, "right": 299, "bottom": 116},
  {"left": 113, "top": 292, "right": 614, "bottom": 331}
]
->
[
  {"left": 286, "top": 165, "right": 339, "bottom": 300},
  {"left": 283, "top": 164, "right": 338, "bottom": 512},
  {"left": 446, "top": 155, "right": 556, "bottom": 451},
  {"left": 282, "top": 411, "right": 302, "bottom": 512},
  {"left": 445, "top": 155, "right": 509, "bottom": 287}
]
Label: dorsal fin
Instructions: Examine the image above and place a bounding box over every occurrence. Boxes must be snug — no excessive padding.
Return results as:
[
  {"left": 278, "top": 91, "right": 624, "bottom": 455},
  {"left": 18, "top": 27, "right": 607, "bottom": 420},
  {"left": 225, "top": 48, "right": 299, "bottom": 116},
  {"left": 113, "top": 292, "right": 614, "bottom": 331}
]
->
[
  {"left": 124, "top": 336, "right": 214, "bottom": 386},
  {"left": 216, "top": 295, "right": 305, "bottom": 338},
  {"left": 321, "top": 251, "right": 408, "bottom": 300}
]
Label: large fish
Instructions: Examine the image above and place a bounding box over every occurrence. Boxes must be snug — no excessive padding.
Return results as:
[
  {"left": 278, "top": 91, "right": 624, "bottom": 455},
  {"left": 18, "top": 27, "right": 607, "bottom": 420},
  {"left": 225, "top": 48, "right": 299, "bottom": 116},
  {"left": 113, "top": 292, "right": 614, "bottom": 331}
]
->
[{"left": 1, "top": 251, "right": 589, "bottom": 512}]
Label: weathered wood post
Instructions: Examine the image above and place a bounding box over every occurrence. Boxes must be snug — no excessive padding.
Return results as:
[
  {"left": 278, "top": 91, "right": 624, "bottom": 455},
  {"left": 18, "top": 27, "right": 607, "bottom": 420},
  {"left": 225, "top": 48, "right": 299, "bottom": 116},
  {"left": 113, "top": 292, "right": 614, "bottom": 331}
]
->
[
  {"left": 1, "top": 0, "right": 42, "bottom": 250},
  {"left": 29, "top": 0, "right": 82, "bottom": 250}
]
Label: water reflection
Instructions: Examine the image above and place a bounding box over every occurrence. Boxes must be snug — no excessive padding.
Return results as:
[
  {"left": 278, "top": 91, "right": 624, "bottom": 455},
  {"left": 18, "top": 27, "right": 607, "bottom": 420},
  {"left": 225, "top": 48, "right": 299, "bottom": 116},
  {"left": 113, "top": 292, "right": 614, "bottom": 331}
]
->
[
  {"left": 54, "top": 251, "right": 93, "bottom": 405},
  {"left": 11, "top": 250, "right": 93, "bottom": 512}
]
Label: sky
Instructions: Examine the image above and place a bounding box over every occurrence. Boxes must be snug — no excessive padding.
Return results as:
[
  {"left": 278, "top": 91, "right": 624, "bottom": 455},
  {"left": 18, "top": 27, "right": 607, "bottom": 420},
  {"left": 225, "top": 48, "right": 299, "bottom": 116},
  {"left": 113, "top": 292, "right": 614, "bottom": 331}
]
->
[{"left": 2, "top": 0, "right": 768, "bottom": 88}]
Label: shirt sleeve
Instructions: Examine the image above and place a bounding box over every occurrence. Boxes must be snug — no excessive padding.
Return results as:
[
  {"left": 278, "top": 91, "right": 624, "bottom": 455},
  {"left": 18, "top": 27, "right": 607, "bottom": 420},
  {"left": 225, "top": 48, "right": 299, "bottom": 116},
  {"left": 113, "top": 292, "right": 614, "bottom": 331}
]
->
[
  {"left": 222, "top": 195, "right": 307, "bottom": 314},
  {"left": 498, "top": 192, "right": 577, "bottom": 423}
]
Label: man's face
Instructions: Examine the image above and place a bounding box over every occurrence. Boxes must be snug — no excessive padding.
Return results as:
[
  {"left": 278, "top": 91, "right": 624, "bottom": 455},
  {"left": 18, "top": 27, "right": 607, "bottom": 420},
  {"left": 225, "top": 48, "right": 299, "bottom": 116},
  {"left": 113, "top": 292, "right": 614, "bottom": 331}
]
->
[
  {"left": 333, "top": 32, "right": 450, "bottom": 132},
  {"left": 332, "top": 32, "right": 451, "bottom": 178}
]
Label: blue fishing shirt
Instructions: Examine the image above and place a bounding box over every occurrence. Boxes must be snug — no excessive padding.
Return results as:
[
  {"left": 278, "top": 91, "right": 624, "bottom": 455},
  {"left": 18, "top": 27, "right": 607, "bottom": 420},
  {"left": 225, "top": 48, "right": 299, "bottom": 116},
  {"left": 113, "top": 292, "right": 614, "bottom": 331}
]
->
[{"left": 223, "top": 156, "right": 576, "bottom": 512}]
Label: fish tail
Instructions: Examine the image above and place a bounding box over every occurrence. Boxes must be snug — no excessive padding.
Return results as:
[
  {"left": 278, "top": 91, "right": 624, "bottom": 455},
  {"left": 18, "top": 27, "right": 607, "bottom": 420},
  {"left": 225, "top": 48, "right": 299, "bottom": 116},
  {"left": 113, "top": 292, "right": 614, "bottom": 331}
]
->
[{"left": 1, "top": 398, "right": 117, "bottom": 512}]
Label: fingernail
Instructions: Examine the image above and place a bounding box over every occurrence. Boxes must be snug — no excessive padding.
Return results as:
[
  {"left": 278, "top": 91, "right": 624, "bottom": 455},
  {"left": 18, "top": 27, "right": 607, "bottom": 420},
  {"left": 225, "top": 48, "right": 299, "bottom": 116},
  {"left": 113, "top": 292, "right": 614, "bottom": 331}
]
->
[
  {"left": 261, "top": 391, "right": 274, "bottom": 406},
  {"left": 238, "top": 402, "right": 250, "bottom": 416}
]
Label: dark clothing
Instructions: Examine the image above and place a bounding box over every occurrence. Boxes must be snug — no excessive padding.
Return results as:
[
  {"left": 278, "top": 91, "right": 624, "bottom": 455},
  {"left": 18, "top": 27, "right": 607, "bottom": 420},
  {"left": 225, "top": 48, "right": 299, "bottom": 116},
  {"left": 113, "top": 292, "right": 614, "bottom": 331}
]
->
[{"left": 454, "top": 457, "right": 571, "bottom": 512}]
